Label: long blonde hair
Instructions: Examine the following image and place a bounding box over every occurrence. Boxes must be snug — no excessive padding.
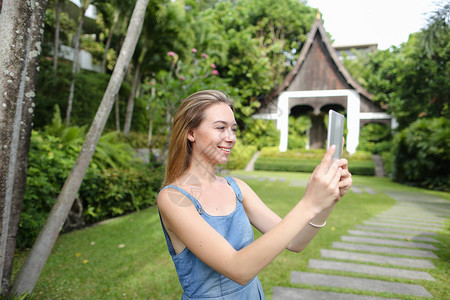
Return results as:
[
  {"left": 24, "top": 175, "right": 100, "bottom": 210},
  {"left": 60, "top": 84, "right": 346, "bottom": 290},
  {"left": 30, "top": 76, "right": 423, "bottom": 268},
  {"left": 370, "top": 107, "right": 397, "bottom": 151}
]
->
[{"left": 162, "top": 90, "right": 234, "bottom": 187}]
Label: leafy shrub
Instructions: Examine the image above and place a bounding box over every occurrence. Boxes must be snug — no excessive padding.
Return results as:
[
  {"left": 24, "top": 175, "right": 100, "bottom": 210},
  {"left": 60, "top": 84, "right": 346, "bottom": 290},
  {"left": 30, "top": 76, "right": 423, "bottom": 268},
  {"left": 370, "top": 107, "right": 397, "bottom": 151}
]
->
[
  {"left": 357, "top": 123, "right": 393, "bottom": 154},
  {"left": 80, "top": 165, "right": 162, "bottom": 224},
  {"left": 392, "top": 117, "right": 450, "bottom": 190},
  {"left": 224, "top": 141, "right": 258, "bottom": 170},
  {"left": 241, "top": 119, "right": 279, "bottom": 150},
  {"left": 255, "top": 147, "right": 375, "bottom": 175},
  {"left": 254, "top": 157, "right": 375, "bottom": 175},
  {"left": 381, "top": 151, "right": 393, "bottom": 177},
  {"left": 18, "top": 130, "right": 162, "bottom": 249}
]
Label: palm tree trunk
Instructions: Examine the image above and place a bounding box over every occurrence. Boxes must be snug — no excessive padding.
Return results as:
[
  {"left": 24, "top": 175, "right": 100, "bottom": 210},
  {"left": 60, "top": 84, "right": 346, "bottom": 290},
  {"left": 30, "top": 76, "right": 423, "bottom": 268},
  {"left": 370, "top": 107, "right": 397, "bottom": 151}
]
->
[
  {"left": 115, "top": 94, "right": 121, "bottom": 131},
  {"left": 101, "top": 10, "right": 120, "bottom": 73},
  {"left": 123, "top": 61, "right": 141, "bottom": 135},
  {"left": 10, "top": 0, "right": 149, "bottom": 296},
  {"left": 53, "top": 0, "right": 63, "bottom": 71},
  {"left": 65, "top": 2, "right": 89, "bottom": 126},
  {"left": 0, "top": 0, "right": 33, "bottom": 296}
]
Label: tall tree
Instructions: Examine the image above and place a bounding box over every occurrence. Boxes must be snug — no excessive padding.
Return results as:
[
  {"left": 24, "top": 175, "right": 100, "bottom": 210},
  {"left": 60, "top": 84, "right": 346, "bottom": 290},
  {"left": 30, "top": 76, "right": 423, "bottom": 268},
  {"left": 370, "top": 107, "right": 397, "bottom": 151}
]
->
[
  {"left": 53, "top": 0, "right": 64, "bottom": 71},
  {"left": 1, "top": 0, "right": 49, "bottom": 295},
  {"left": 0, "top": 0, "right": 33, "bottom": 295},
  {"left": 10, "top": 0, "right": 149, "bottom": 296},
  {"left": 65, "top": 0, "right": 92, "bottom": 126}
]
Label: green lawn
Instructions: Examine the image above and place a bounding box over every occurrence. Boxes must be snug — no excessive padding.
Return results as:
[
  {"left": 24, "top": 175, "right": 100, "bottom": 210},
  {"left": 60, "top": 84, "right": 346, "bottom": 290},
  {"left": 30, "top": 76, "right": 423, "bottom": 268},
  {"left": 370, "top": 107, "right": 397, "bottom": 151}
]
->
[{"left": 13, "top": 171, "right": 450, "bottom": 299}]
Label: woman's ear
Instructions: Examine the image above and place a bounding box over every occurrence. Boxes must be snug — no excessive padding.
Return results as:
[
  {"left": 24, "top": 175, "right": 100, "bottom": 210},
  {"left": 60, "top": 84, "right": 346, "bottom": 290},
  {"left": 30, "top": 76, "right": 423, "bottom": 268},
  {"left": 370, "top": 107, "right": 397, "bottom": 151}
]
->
[{"left": 188, "top": 130, "right": 195, "bottom": 143}]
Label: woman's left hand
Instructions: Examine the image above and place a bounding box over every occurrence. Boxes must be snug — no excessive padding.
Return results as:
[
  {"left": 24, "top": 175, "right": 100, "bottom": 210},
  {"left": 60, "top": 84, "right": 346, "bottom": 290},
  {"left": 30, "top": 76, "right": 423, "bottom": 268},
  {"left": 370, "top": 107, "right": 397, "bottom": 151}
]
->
[{"left": 337, "top": 158, "right": 352, "bottom": 198}]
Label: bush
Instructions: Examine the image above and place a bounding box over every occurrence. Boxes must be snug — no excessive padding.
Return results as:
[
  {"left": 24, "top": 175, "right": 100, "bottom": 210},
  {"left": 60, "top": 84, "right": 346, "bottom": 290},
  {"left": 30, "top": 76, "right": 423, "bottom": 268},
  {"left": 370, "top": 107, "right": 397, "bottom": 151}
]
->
[
  {"left": 357, "top": 123, "right": 393, "bottom": 154},
  {"left": 381, "top": 151, "right": 394, "bottom": 177},
  {"left": 254, "top": 156, "right": 375, "bottom": 175},
  {"left": 224, "top": 141, "right": 258, "bottom": 170},
  {"left": 18, "top": 130, "right": 163, "bottom": 249},
  {"left": 392, "top": 117, "right": 450, "bottom": 190}
]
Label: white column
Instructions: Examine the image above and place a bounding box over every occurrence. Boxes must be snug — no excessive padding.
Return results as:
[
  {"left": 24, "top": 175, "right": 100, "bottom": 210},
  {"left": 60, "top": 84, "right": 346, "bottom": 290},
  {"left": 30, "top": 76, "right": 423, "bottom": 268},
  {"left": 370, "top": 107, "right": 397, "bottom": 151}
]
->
[
  {"left": 346, "top": 90, "right": 360, "bottom": 154},
  {"left": 278, "top": 93, "right": 289, "bottom": 152}
]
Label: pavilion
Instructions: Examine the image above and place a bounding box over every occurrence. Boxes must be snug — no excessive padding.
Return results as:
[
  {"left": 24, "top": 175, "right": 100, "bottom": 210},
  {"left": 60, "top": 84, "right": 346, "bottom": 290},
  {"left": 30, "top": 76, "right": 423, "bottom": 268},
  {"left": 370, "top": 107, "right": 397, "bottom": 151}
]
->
[{"left": 254, "top": 17, "right": 397, "bottom": 153}]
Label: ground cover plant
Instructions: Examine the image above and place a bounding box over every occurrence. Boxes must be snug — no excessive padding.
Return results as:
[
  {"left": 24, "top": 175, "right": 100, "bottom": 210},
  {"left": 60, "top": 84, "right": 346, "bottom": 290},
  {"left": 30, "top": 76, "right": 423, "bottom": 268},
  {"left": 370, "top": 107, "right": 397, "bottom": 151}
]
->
[{"left": 12, "top": 171, "right": 449, "bottom": 299}]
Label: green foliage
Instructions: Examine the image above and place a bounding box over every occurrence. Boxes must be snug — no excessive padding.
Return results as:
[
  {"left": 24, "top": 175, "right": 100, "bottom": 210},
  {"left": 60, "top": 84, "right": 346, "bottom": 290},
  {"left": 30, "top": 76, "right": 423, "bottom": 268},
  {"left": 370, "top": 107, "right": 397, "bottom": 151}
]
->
[
  {"left": 241, "top": 119, "right": 279, "bottom": 150},
  {"left": 343, "top": 5, "right": 449, "bottom": 129},
  {"left": 392, "top": 117, "right": 450, "bottom": 190},
  {"left": 18, "top": 127, "right": 162, "bottom": 249},
  {"left": 256, "top": 147, "right": 375, "bottom": 175},
  {"left": 224, "top": 141, "right": 258, "bottom": 170},
  {"left": 202, "top": 0, "right": 316, "bottom": 108},
  {"left": 287, "top": 115, "right": 311, "bottom": 149},
  {"left": 381, "top": 151, "right": 394, "bottom": 177},
  {"left": 80, "top": 165, "right": 162, "bottom": 224},
  {"left": 254, "top": 157, "right": 375, "bottom": 175},
  {"left": 34, "top": 59, "right": 130, "bottom": 129},
  {"left": 357, "top": 123, "right": 392, "bottom": 154}
]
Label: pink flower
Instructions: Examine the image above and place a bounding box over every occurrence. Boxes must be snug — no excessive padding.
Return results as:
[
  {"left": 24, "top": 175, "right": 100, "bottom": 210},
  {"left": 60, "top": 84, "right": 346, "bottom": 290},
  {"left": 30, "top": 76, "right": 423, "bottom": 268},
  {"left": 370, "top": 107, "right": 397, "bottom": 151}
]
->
[
  {"left": 179, "top": 76, "right": 185, "bottom": 81},
  {"left": 212, "top": 70, "right": 219, "bottom": 76},
  {"left": 167, "top": 51, "right": 176, "bottom": 57},
  {"left": 210, "top": 63, "right": 217, "bottom": 69},
  {"left": 201, "top": 53, "right": 208, "bottom": 58},
  {"left": 191, "top": 48, "right": 197, "bottom": 53}
]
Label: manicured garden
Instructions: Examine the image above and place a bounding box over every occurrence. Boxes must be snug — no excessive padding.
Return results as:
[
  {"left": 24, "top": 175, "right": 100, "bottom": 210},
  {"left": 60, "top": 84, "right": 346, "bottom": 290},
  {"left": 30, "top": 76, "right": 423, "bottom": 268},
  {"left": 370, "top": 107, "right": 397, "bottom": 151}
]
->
[{"left": 13, "top": 171, "right": 450, "bottom": 299}]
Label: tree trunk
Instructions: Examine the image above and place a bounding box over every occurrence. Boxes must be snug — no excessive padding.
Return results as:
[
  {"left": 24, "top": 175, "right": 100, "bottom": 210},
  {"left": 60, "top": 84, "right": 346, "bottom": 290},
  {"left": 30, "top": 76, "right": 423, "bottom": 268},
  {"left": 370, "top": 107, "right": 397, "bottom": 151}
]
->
[
  {"left": 65, "top": 2, "right": 89, "bottom": 126},
  {"left": 10, "top": 0, "right": 149, "bottom": 296},
  {"left": 2, "top": 0, "right": 49, "bottom": 295},
  {"left": 115, "top": 94, "right": 121, "bottom": 132},
  {"left": 0, "top": 0, "right": 33, "bottom": 295},
  {"left": 53, "top": 0, "right": 63, "bottom": 71},
  {"left": 101, "top": 10, "right": 120, "bottom": 73},
  {"left": 123, "top": 61, "right": 141, "bottom": 135}
]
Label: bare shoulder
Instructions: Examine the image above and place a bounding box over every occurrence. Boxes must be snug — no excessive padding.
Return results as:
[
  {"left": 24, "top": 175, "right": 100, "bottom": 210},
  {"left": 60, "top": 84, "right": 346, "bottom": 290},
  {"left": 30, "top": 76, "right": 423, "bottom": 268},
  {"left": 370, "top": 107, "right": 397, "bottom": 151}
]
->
[{"left": 157, "top": 187, "right": 196, "bottom": 212}]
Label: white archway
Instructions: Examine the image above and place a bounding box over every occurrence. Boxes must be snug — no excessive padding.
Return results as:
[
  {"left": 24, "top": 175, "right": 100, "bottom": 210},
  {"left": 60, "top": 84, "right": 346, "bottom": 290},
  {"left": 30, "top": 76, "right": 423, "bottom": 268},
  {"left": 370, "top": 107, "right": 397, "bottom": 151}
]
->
[{"left": 276, "top": 90, "right": 361, "bottom": 153}]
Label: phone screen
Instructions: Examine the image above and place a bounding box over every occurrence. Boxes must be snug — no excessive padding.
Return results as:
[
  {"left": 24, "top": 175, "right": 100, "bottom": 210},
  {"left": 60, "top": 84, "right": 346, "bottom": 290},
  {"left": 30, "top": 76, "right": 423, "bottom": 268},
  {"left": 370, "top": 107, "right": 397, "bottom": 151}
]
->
[{"left": 327, "top": 110, "right": 345, "bottom": 160}]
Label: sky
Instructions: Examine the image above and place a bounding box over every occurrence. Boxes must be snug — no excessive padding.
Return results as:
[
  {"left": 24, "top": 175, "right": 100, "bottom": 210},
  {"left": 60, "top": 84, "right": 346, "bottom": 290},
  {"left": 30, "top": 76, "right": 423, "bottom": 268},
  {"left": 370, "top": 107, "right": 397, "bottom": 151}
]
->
[{"left": 307, "top": 0, "right": 444, "bottom": 49}]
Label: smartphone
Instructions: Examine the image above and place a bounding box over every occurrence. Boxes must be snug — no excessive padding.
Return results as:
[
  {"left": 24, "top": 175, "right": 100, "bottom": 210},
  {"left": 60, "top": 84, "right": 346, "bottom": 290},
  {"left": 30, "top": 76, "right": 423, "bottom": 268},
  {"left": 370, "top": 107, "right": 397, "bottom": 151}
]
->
[{"left": 327, "top": 110, "right": 345, "bottom": 160}]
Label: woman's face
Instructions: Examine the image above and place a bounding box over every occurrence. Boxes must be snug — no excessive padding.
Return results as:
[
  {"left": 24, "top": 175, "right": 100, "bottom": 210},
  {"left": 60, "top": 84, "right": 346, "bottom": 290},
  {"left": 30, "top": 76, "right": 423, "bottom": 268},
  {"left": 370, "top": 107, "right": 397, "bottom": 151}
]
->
[{"left": 189, "top": 103, "right": 237, "bottom": 165}]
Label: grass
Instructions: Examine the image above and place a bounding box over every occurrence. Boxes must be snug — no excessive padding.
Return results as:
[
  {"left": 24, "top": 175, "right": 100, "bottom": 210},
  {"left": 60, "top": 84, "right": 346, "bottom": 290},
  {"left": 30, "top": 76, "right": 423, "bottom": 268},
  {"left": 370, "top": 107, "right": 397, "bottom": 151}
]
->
[{"left": 12, "top": 171, "right": 450, "bottom": 299}]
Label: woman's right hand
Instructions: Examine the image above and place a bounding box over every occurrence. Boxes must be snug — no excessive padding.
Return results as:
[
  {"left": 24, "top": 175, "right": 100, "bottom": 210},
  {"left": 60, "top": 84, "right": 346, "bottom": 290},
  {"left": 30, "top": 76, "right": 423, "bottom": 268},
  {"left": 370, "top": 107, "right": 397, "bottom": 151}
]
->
[{"left": 302, "top": 145, "right": 342, "bottom": 215}]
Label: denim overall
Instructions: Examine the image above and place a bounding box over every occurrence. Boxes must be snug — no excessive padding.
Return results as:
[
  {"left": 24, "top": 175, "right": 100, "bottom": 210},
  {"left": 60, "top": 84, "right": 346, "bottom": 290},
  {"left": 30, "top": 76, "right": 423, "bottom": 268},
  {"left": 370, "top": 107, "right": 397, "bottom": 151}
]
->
[{"left": 159, "top": 177, "right": 265, "bottom": 299}]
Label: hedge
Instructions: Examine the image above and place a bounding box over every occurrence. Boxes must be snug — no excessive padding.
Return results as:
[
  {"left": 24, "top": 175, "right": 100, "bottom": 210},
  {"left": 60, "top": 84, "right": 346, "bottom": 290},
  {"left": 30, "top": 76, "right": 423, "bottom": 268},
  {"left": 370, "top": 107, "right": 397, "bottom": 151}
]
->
[{"left": 254, "top": 154, "right": 375, "bottom": 176}]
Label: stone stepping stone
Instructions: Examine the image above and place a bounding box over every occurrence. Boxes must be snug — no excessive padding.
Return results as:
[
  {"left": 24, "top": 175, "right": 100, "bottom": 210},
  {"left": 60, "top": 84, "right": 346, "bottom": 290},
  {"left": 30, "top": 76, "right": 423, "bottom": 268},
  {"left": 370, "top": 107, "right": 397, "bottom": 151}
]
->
[
  {"left": 321, "top": 249, "right": 436, "bottom": 268},
  {"left": 364, "top": 187, "right": 377, "bottom": 194},
  {"left": 289, "top": 179, "right": 307, "bottom": 187},
  {"left": 356, "top": 225, "right": 438, "bottom": 236},
  {"left": 257, "top": 177, "right": 267, "bottom": 181},
  {"left": 371, "top": 217, "right": 446, "bottom": 227},
  {"left": 363, "top": 221, "right": 442, "bottom": 232},
  {"left": 340, "top": 236, "right": 438, "bottom": 250},
  {"left": 332, "top": 242, "right": 438, "bottom": 258},
  {"left": 290, "top": 271, "right": 432, "bottom": 298},
  {"left": 375, "top": 214, "right": 447, "bottom": 223},
  {"left": 348, "top": 230, "right": 440, "bottom": 243},
  {"left": 272, "top": 287, "right": 398, "bottom": 300},
  {"left": 308, "top": 259, "right": 435, "bottom": 281},
  {"left": 278, "top": 177, "right": 286, "bottom": 182},
  {"left": 351, "top": 186, "right": 363, "bottom": 194},
  {"left": 268, "top": 177, "right": 277, "bottom": 182}
]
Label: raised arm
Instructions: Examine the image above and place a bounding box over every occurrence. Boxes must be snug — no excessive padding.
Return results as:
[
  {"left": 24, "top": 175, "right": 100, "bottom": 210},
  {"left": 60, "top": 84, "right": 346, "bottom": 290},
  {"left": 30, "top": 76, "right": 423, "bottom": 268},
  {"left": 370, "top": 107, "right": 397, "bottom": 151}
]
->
[
  {"left": 238, "top": 151, "right": 351, "bottom": 252},
  {"left": 158, "top": 146, "right": 342, "bottom": 285}
]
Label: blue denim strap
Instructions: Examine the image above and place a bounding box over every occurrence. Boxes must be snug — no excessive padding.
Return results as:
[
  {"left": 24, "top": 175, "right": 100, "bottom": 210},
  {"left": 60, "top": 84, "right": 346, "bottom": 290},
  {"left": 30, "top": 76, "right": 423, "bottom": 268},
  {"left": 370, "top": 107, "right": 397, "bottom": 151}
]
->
[{"left": 224, "top": 177, "right": 243, "bottom": 203}]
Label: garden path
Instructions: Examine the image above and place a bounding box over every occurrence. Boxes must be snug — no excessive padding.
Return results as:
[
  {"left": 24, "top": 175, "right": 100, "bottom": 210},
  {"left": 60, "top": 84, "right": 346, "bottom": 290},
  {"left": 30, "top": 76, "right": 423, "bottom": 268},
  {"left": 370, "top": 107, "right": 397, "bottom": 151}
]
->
[{"left": 272, "top": 188, "right": 449, "bottom": 299}]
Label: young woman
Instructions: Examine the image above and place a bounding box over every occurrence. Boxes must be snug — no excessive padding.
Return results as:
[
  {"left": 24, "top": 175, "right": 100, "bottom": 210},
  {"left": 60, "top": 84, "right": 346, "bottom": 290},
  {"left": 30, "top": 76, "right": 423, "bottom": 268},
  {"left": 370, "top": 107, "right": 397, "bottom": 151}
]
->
[{"left": 157, "top": 90, "right": 352, "bottom": 299}]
